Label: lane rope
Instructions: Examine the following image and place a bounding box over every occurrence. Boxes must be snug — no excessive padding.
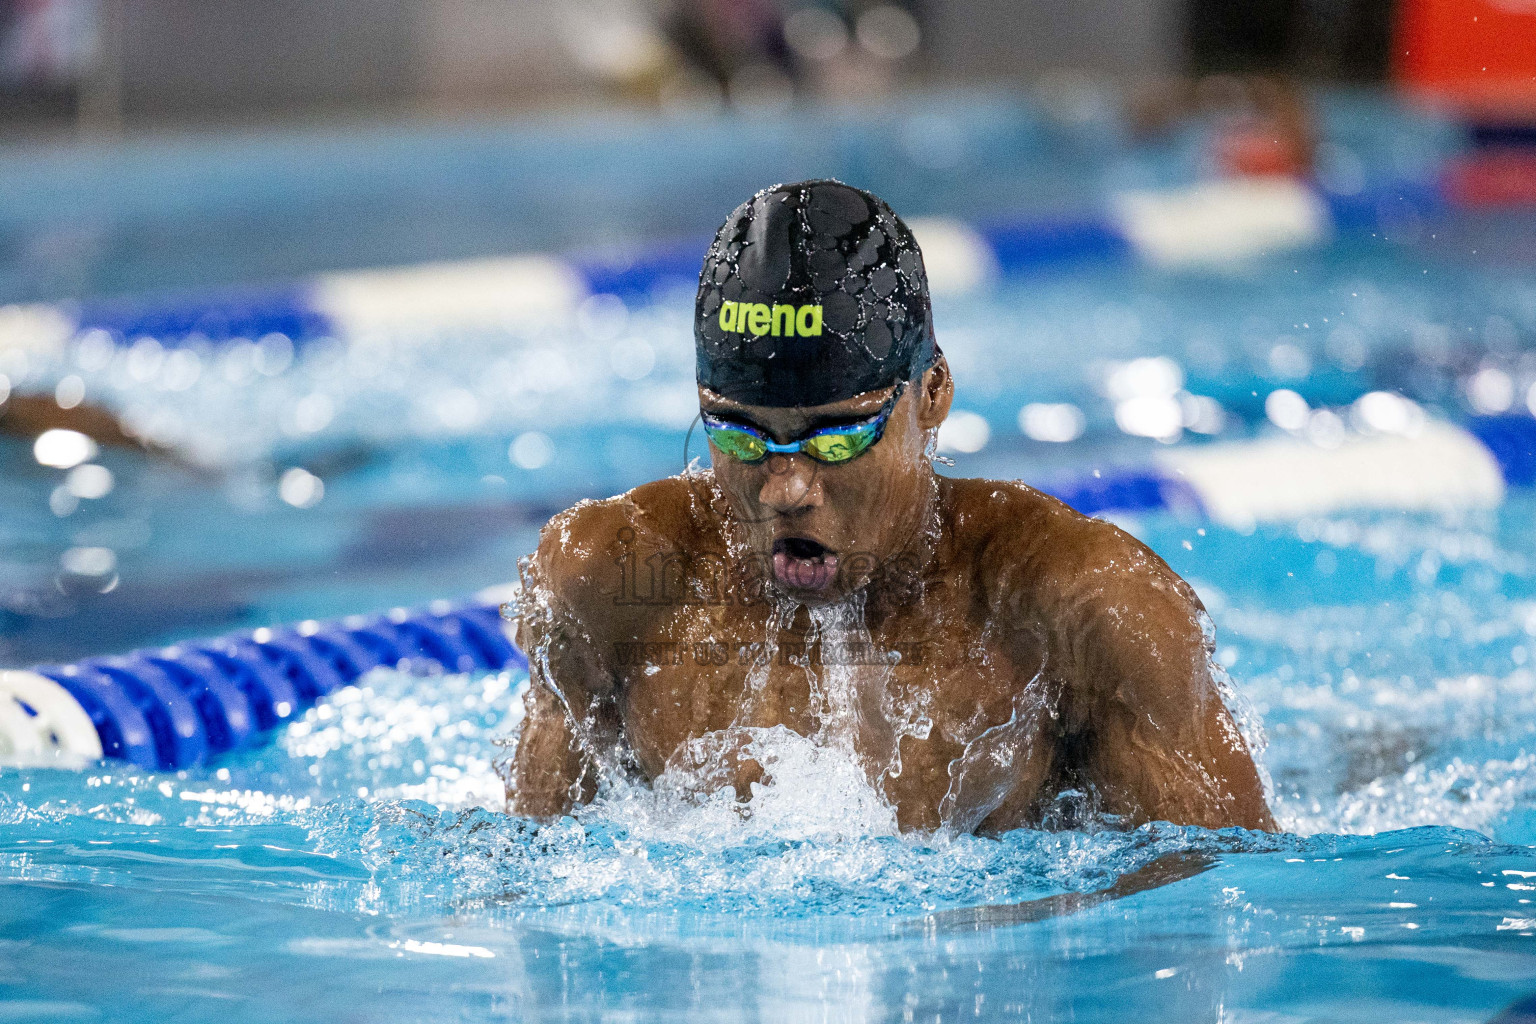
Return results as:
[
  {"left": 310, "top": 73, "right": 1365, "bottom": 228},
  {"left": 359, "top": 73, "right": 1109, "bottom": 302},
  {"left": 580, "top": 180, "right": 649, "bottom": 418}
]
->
[{"left": 6, "top": 601, "right": 524, "bottom": 771}]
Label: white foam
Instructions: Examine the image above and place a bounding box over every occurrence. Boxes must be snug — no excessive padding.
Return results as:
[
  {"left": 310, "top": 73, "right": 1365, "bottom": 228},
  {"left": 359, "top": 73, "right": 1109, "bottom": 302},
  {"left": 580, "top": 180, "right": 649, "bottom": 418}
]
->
[
  {"left": 1281, "top": 751, "right": 1536, "bottom": 838},
  {"left": 593, "top": 725, "right": 899, "bottom": 847}
]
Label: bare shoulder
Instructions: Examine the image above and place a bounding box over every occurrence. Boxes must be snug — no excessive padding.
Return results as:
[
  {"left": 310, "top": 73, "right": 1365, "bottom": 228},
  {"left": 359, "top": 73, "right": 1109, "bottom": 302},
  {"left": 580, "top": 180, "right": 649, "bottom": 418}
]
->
[
  {"left": 942, "top": 476, "right": 1198, "bottom": 624},
  {"left": 528, "top": 474, "right": 716, "bottom": 617}
]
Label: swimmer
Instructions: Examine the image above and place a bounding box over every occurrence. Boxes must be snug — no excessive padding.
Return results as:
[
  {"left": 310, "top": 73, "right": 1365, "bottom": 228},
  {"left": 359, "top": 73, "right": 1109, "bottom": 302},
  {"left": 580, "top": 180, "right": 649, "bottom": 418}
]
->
[
  {"left": 1, "top": 392, "right": 184, "bottom": 465},
  {"left": 1, "top": 394, "right": 143, "bottom": 451},
  {"left": 507, "top": 180, "right": 1274, "bottom": 834}
]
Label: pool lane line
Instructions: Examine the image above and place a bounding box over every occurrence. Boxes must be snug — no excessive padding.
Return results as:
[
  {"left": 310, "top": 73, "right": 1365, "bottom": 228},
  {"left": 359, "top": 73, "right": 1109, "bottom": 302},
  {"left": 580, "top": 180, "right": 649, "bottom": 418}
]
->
[
  {"left": 0, "top": 599, "right": 523, "bottom": 771},
  {"left": 1036, "top": 413, "right": 1533, "bottom": 526},
  {"left": 2, "top": 173, "right": 1449, "bottom": 361}
]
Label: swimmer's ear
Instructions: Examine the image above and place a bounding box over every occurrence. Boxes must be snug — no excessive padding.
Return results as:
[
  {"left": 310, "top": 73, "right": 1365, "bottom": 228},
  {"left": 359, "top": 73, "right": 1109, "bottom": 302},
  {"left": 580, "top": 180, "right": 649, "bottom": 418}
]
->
[{"left": 915, "top": 355, "right": 953, "bottom": 430}]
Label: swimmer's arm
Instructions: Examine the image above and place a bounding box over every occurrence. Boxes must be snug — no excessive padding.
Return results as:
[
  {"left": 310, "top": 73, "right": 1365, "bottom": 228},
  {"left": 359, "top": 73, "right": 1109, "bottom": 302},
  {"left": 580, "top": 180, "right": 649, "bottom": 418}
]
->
[
  {"left": 506, "top": 506, "right": 633, "bottom": 818},
  {"left": 510, "top": 676, "right": 601, "bottom": 817},
  {"left": 1055, "top": 537, "right": 1275, "bottom": 831}
]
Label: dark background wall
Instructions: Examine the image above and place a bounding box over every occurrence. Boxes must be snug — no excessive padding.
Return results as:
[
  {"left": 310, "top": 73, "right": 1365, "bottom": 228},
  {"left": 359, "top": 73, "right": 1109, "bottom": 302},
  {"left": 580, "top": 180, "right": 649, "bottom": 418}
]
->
[
  {"left": 109, "top": 0, "right": 420, "bottom": 119},
  {"left": 0, "top": 0, "right": 1396, "bottom": 133},
  {"left": 925, "top": 0, "right": 1184, "bottom": 84}
]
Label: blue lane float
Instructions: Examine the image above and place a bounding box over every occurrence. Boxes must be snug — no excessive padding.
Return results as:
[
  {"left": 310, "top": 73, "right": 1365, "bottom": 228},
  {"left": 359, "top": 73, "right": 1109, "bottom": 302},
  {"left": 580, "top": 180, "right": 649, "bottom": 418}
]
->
[
  {"left": 1470, "top": 415, "right": 1536, "bottom": 489},
  {"left": 71, "top": 284, "right": 332, "bottom": 351},
  {"left": 2, "top": 601, "right": 524, "bottom": 771}
]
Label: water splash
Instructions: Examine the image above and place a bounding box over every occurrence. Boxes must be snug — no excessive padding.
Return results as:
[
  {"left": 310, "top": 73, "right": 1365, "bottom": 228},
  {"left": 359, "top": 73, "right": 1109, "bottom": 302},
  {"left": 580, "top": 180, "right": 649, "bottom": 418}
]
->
[
  {"left": 1201, "top": 608, "right": 1275, "bottom": 805},
  {"left": 936, "top": 672, "right": 1048, "bottom": 836},
  {"left": 572, "top": 592, "right": 923, "bottom": 844}
]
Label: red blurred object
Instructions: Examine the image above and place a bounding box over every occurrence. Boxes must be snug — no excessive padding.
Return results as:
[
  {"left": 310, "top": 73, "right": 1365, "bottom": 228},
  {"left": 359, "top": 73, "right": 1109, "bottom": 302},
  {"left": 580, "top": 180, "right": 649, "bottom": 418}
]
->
[
  {"left": 1395, "top": 0, "right": 1536, "bottom": 115},
  {"left": 1215, "top": 127, "right": 1311, "bottom": 178},
  {"left": 1443, "top": 150, "right": 1536, "bottom": 207}
]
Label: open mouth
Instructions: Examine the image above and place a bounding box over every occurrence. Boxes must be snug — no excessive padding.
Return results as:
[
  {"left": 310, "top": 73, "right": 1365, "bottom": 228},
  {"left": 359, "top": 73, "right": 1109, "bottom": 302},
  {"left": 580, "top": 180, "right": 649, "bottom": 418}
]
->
[{"left": 772, "top": 537, "right": 839, "bottom": 592}]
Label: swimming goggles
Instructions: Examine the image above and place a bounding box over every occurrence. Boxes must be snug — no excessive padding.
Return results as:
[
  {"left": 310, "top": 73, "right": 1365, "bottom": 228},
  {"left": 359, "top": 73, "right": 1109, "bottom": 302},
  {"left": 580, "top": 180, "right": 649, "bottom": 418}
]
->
[{"left": 701, "top": 381, "right": 906, "bottom": 465}]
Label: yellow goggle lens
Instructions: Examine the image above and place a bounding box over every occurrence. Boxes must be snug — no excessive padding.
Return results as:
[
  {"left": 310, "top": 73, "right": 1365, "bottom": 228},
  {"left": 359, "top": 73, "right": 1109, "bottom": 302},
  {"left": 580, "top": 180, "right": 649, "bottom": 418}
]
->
[
  {"left": 706, "top": 426, "right": 769, "bottom": 462},
  {"left": 802, "top": 431, "right": 876, "bottom": 463}
]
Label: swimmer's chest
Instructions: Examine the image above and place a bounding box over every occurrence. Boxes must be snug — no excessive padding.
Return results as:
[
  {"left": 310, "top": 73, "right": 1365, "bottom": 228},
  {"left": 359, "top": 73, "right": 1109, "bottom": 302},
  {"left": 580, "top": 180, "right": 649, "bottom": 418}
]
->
[{"left": 614, "top": 598, "right": 1049, "bottom": 790}]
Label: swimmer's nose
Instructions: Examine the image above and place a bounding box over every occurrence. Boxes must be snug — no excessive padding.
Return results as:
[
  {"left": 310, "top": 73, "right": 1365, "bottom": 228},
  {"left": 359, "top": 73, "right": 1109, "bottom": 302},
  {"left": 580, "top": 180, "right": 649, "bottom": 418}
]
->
[{"left": 757, "top": 453, "right": 822, "bottom": 515}]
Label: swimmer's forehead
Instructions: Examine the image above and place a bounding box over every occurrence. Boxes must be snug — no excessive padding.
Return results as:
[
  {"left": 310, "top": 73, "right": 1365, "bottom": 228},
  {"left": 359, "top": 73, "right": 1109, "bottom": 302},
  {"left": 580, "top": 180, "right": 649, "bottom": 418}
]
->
[{"left": 698, "top": 383, "right": 894, "bottom": 424}]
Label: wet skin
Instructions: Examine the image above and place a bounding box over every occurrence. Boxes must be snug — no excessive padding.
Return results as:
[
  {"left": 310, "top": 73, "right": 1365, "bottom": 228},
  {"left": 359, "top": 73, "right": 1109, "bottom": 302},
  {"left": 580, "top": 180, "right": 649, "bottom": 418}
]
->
[{"left": 508, "top": 358, "right": 1275, "bottom": 833}]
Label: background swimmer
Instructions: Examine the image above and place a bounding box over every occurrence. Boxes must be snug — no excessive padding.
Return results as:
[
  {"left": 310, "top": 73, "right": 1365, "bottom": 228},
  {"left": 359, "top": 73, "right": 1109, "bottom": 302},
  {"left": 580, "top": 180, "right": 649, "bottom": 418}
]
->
[{"left": 507, "top": 180, "right": 1273, "bottom": 833}]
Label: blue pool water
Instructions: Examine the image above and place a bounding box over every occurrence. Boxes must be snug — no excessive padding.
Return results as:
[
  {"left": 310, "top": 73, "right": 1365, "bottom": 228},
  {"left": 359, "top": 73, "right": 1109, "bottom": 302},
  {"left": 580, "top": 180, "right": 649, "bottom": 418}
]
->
[{"left": 7, "top": 99, "right": 1536, "bottom": 1021}]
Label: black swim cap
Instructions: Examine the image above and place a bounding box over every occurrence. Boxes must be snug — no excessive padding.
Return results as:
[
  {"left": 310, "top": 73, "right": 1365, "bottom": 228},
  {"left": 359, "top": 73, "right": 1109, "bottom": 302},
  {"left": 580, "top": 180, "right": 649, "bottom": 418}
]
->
[{"left": 694, "top": 180, "right": 936, "bottom": 408}]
